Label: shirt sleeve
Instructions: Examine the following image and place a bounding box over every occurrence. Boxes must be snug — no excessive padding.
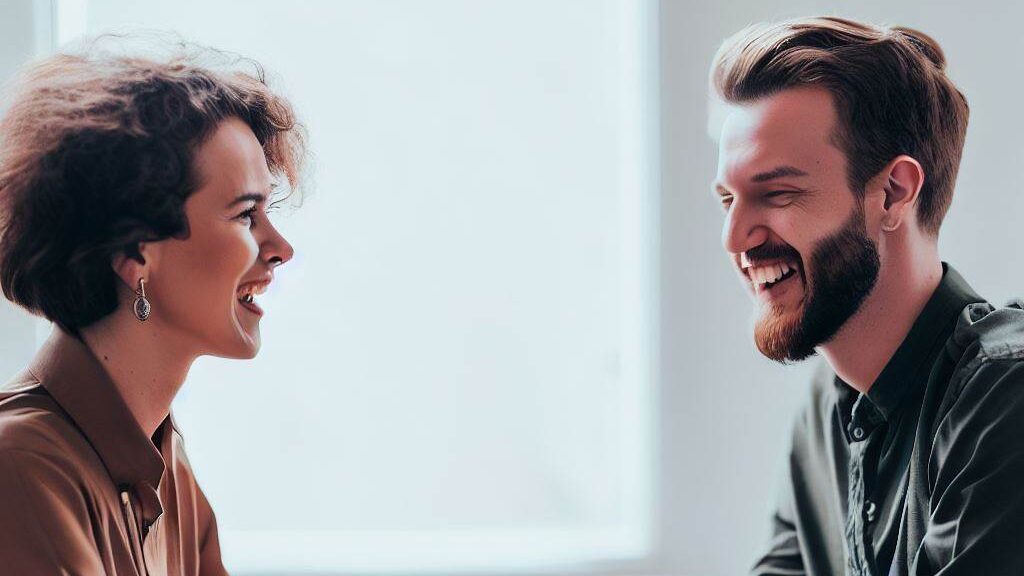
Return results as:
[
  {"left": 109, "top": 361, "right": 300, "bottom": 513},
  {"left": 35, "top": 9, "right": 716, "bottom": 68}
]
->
[
  {"left": 0, "top": 447, "right": 107, "bottom": 573},
  {"left": 751, "top": 487, "right": 808, "bottom": 576},
  {"left": 753, "top": 416, "right": 806, "bottom": 573},
  {"left": 912, "top": 359, "right": 1024, "bottom": 574},
  {"left": 195, "top": 480, "right": 230, "bottom": 576}
]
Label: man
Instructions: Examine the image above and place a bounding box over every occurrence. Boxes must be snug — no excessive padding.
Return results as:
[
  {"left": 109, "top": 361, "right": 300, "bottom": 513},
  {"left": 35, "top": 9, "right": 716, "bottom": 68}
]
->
[{"left": 710, "top": 17, "right": 1024, "bottom": 575}]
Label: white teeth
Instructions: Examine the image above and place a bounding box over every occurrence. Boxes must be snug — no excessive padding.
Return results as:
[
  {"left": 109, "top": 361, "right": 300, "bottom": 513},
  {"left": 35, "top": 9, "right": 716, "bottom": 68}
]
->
[
  {"left": 750, "top": 260, "right": 799, "bottom": 286},
  {"left": 740, "top": 253, "right": 752, "bottom": 269},
  {"left": 236, "top": 281, "right": 269, "bottom": 302}
]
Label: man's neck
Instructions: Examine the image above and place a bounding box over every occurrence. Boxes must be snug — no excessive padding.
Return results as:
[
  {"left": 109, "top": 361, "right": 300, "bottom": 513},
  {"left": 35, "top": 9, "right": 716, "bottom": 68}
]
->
[
  {"left": 80, "top": 310, "right": 197, "bottom": 438},
  {"left": 818, "top": 249, "right": 943, "bottom": 395}
]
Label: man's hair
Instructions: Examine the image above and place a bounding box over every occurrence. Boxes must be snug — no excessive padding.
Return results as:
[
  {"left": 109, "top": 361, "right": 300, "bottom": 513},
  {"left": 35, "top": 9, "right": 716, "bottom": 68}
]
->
[
  {"left": 0, "top": 37, "right": 307, "bottom": 335},
  {"left": 711, "top": 17, "right": 968, "bottom": 235}
]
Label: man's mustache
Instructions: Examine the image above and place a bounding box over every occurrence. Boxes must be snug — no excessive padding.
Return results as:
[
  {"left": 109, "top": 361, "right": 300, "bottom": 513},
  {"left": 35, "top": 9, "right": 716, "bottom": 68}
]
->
[{"left": 744, "top": 242, "right": 801, "bottom": 264}]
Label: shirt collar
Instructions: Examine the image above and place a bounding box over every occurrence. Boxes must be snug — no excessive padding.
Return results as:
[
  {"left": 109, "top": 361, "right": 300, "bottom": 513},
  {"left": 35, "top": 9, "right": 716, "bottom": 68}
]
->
[
  {"left": 855, "top": 262, "right": 985, "bottom": 421},
  {"left": 27, "top": 327, "right": 168, "bottom": 494}
]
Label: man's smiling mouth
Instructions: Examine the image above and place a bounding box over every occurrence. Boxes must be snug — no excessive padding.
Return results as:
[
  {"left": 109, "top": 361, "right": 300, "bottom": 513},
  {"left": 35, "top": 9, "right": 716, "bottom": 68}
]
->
[
  {"left": 740, "top": 251, "right": 804, "bottom": 294},
  {"left": 748, "top": 260, "right": 799, "bottom": 288}
]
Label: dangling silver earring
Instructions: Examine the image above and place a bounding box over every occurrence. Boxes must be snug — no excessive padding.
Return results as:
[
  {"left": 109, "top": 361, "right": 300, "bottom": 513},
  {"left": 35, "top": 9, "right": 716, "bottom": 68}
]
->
[{"left": 133, "top": 278, "right": 151, "bottom": 322}]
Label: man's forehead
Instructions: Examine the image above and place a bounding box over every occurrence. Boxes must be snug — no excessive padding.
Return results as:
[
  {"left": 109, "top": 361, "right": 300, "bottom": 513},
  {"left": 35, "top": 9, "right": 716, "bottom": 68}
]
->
[
  {"left": 721, "top": 88, "right": 836, "bottom": 147},
  {"left": 717, "top": 87, "right": 840, "bottom": 180}
]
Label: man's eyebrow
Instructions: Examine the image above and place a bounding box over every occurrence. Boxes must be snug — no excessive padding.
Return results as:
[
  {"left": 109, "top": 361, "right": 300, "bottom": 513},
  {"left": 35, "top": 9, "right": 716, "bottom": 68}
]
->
[
  {"left": 227, "top": 192, "right": 268, "bottom": 208},
  {"left": 713, "top": 165, "right": 809, "bottom": 196},
  {"left": 751, "top": 165, "right": 808, "bottom": 183}
]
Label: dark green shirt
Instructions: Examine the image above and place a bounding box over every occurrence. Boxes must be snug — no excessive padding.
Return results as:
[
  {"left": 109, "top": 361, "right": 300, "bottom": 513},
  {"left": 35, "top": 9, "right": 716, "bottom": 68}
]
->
[{"left": 752, "top": 264, "right": 1024, "bottom": 575}]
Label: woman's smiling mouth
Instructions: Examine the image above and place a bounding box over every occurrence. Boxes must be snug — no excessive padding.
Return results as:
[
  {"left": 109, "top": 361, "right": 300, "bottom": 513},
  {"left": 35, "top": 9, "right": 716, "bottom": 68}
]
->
[{"left": 236, "top": 277, "right": 271, "bottom": 317}]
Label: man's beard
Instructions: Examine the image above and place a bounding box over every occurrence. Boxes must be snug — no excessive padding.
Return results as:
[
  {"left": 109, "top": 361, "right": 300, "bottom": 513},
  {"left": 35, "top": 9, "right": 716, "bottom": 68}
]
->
[{"left": 753, "top": 208, "right": 881, "bottom": 363}]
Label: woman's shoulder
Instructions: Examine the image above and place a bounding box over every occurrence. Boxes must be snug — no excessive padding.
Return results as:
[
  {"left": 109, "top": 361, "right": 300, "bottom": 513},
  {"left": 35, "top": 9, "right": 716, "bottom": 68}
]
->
[{"left": 0, "top": 370, "right": 100, "bottom": 472}]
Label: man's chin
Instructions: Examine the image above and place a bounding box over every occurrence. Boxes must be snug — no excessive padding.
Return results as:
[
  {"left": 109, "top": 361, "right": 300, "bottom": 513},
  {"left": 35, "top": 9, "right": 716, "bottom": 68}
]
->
[{"left": 753, "top": 308, "right": 810, "bottom": 363}]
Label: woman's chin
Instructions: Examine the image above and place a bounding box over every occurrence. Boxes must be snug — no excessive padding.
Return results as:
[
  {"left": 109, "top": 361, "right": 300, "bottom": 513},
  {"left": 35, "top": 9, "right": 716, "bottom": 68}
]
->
[
  {"left": 226, "top": 301, "right": 262, "bottom": 358},
  {"left": 218, "top": 334, "right": 260, "bottom": 360}
]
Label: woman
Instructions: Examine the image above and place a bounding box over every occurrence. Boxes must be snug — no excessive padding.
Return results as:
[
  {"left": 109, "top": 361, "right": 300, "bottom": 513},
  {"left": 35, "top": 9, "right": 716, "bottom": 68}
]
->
[{"left": 0, "top": 40, "right": 304, "bottom": 574}]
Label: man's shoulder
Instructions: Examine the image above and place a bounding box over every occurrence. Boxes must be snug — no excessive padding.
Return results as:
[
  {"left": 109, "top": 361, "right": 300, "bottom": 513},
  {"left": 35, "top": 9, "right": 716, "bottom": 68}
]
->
[
  {"left": 939, "top": 299, "right": 1024, "bottom": 423},
  {"left": 951, "top": 299, "right": 1024, "bottom": 364}
]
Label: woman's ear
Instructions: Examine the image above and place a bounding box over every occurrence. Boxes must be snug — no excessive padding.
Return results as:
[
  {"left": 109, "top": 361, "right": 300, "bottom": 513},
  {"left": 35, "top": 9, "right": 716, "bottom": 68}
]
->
[
  {"left": 111, "top": 243, "right": 152, "bottom": 292},
  {"left": 879, "top": 155, "right": 925, "bottom": 232}
]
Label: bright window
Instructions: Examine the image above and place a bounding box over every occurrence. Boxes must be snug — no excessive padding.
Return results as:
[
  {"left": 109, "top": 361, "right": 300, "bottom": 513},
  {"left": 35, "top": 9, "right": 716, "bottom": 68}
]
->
[{"left": 38, "top": 1, "right": 660, "bottom": 573}]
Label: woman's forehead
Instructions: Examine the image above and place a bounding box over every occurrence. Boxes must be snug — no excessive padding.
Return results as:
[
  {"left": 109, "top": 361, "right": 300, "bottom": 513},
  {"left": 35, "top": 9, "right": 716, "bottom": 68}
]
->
[{"left": 191, "top": 118, "right": 274, "bottom": 201}]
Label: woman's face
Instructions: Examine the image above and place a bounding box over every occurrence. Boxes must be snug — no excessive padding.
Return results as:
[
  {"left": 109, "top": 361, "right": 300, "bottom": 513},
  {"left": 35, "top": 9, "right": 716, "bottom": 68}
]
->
[{"left": 144, "top": 117, "right": 294, "bottom": 359}]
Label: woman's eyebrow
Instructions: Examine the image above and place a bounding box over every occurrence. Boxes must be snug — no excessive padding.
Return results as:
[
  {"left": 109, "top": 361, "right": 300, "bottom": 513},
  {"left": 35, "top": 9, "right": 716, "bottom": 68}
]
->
[{"left": 226, "top": 192, "right": 267, "bottom": 208}]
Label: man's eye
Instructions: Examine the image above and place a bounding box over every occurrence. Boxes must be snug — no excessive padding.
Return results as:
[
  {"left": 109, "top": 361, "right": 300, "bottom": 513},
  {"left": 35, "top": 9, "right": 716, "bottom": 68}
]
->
[{"left": 765, "top": 191, "right": 796, "bottom": 206}]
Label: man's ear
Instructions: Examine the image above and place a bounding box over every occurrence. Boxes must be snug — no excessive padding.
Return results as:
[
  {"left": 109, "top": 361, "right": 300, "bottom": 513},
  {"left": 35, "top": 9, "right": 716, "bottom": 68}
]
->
[{"left": 879, "top": 155, "right": 925, "bottom": 232}]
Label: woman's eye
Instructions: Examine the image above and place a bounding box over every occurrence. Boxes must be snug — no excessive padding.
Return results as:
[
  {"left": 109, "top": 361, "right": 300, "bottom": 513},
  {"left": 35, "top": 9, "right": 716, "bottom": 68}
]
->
[{"left": 236, "top": 207, "right": 258, "bottom": 227}]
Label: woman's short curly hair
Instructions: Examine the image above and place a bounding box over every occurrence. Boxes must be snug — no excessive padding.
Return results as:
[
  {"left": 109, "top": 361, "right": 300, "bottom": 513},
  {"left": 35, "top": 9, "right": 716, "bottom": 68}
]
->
[{"left": 0, "top": 37, "right": 307, "bottom": 336}]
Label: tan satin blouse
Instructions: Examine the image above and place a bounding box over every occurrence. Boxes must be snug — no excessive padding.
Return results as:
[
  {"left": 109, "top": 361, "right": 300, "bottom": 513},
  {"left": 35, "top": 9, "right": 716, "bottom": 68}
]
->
[{"left": 0, "top": 328, "right": 228, "bottom": 575}]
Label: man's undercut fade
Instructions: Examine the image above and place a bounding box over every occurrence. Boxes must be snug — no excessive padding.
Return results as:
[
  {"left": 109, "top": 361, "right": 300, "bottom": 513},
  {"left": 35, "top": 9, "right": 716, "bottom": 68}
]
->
[{"left": 711, "top": 16, "right": 969, "bottom": 235}]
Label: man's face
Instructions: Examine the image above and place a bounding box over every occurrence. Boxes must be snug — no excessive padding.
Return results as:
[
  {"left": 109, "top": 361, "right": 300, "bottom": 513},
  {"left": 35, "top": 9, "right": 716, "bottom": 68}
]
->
[{"left": 713, "top": 87, "right": 880, "bottom": 362}]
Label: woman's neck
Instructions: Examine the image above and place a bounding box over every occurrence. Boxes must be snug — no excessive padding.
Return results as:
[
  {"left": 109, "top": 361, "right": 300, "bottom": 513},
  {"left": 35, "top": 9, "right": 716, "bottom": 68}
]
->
[{"left": 79, "top": 309, "right": 197, "bottom": 437}]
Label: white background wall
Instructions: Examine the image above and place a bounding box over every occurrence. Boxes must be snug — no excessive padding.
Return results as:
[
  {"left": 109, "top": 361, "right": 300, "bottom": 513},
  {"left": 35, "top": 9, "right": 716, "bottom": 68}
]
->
[
  {"left": 1, "top": 1, "right": 1023, "bottom": 575},
  {"left": 5, "top": 1, "right": 661, "bottom": 574}
]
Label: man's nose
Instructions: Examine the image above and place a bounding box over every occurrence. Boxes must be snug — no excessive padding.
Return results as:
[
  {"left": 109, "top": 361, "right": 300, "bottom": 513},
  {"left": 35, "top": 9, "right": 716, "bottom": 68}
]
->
[{"left": 721, "top": 199, "right": 768, "bottom": 257}]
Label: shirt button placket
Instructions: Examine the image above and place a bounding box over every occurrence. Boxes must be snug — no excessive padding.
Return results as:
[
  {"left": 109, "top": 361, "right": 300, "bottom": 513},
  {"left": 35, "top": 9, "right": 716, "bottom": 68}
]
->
[{"left": 865, "top": 500, "right": 877, "bottom": 524}]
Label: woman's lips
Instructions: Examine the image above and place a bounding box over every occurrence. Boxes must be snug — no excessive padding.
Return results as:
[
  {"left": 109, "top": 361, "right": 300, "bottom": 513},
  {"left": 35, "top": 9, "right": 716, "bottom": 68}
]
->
[{"left": 237, "top": 297, "right": 263, "bottom": 317}]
